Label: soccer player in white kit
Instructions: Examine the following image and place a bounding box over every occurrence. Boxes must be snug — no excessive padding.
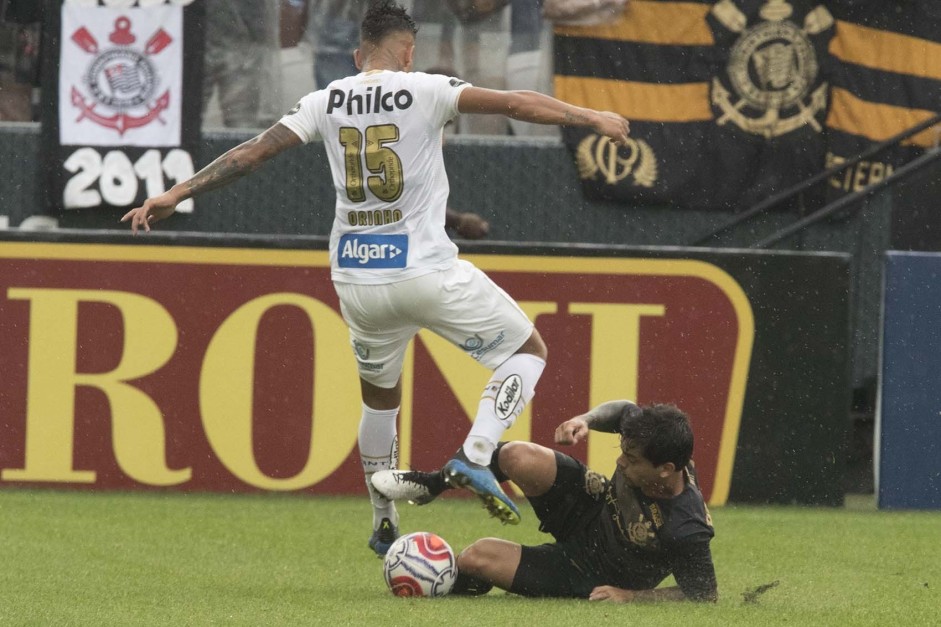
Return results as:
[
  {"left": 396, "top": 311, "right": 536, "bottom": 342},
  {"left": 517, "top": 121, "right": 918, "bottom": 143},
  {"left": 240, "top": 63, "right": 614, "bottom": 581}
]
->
[{"left": 123, "top": 0, "right": 630, "bottom": 556}]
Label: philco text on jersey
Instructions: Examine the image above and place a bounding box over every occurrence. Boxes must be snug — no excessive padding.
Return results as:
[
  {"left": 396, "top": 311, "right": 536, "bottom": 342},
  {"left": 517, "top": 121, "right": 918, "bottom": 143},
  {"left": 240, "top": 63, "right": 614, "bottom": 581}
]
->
[{"left": 327, "top": 87, "right": 414, "bottom": 116}]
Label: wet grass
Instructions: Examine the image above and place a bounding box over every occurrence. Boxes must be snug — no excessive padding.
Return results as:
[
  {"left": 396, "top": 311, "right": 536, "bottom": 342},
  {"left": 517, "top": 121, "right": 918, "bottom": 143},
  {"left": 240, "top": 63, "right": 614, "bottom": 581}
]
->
[{"left": 1, "top": 489, "right": 937, "bottom": 625}]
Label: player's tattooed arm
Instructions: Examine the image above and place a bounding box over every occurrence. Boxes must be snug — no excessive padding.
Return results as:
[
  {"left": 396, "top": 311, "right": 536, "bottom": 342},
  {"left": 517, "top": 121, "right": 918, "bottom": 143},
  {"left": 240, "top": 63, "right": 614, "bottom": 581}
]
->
[
  {"left": 562, "top": 110, "right": 592, "bottom": 126},
  {"left": 555, "top": 400, "right": 636, "bottom": 445},
  {"left": 122, "top": 123, "right": 302, "bottom": 234},
  {"left": 589, "top": 585, "right": 694, "bottom": 603},
  {"left": 183, "top": 124, "right": 302, "bottom": 199},
  {"left": 581, "top": 400, "right": 637, "bottom": 433}
]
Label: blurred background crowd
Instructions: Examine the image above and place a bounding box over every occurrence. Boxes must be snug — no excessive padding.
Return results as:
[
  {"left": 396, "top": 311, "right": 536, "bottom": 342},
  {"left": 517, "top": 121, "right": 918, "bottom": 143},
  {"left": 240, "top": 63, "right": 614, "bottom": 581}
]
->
[{"left": 0, "top": 0, "right": 579, "bottom": 137}]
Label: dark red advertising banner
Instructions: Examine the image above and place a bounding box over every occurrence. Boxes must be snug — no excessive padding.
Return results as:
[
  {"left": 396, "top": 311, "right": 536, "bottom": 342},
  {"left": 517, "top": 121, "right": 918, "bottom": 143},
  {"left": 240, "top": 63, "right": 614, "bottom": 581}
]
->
[{"left": 0, "top": 241, "right": 752, "bottom": 504}]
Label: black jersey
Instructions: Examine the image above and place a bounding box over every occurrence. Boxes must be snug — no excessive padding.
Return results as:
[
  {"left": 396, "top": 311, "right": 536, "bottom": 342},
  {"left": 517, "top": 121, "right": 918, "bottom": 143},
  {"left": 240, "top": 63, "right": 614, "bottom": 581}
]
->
[
  {"left": 575, "top": 464, "right": 715, "bottom": 598},
  {"left": 555, "top": 462, "right": 716, "bottom": 600},
  {"left": 513, "top": 453, "right": 717, "bottom": 600}
]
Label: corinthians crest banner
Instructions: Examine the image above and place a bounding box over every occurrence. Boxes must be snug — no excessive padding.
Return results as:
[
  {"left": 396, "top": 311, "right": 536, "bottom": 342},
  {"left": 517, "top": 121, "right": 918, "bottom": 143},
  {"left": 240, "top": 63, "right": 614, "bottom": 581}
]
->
[
  {"left": 40, "top": 0, "right": 204, "bottom": 213},
  {"left": 554, "top": 0, "right": 834, "bottom": 211}
]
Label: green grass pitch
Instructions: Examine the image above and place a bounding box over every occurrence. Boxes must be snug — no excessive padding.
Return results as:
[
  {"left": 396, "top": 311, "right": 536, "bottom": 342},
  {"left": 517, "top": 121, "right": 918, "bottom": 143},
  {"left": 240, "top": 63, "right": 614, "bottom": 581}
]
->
[{"left": 1, "top": 489, "right": 938, "bottom": 626}]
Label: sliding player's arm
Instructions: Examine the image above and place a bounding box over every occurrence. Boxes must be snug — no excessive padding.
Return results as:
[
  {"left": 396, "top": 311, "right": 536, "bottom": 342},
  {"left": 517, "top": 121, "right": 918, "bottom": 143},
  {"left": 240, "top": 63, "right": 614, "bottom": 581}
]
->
[
  {"left": 589, "top": 585, "right": 687, "bottom": 603},
  {"left": 457, "top": 87, "right": 629, "bottom": 145},
  {"left": 121, "top": 123, "right": 303, "bottom": 234},
  {"left": 590, "top": 541, "right": 718, "bottom": 603},
  {"left": 554, "top": 400, "right": 639, "bottom": 445}
]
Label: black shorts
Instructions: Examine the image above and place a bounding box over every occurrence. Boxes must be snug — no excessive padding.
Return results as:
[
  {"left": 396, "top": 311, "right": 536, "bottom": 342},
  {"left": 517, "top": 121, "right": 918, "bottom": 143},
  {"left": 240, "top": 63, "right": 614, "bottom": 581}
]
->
[{"left": 509, "top": 452, "right": 607, "bottom": 598}]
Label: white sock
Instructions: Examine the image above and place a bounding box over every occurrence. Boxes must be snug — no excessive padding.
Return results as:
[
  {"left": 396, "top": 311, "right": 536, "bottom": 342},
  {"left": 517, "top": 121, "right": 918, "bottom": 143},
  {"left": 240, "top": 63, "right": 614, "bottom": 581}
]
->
[
  {"left": 464, "top": 353, "right": 546, "bottom": 465},
  {"left": 358, "top": 404, "right": 399, "bottom": 528}
]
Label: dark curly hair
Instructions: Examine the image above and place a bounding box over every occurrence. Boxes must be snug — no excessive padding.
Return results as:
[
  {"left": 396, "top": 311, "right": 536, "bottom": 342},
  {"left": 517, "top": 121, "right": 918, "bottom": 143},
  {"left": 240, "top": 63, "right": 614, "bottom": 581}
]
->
[
  {"left": 619, "top": 403, "right": 694, "bottom": 469},
  {"left": 361, "top": 1, "right": 418, "bottom": 45}
]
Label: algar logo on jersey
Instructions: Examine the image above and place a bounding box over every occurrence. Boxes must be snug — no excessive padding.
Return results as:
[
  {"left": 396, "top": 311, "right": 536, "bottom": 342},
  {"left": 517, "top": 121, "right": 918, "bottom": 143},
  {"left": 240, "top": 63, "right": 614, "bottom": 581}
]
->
[
  {"left": 327, "top": 86, "right": 414, "bottom": 115},
  {"left": 338, "top": 234, "right": 409, "bottom": 269}
]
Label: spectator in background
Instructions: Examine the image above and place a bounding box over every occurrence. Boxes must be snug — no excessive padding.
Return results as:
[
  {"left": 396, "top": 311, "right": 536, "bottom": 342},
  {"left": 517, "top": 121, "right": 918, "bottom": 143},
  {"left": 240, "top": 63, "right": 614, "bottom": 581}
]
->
[
  {"left": 0, "top": 0, "right": 41, "bottom": 122},
  {"left": 542, "top": 0, "right": 628, "bottom": 26},
  {"left": 303, "top": 0, "right": 369, "bottom": 89},
  {"left": 413, "top": 1, "right": 459, "bottom": 71},
  {"left": 204, "top": 0, "right": 281, "bottom": 128},
  {"left": 288, "top": 0, "right": 552, "bottom": 136},
  {"left": 506, "top": 0, "right": 555, "bottom": 137}
]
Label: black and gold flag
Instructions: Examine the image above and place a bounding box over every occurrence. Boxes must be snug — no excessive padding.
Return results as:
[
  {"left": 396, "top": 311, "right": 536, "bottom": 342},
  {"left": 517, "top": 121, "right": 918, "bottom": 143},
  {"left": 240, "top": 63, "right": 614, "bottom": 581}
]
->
[
  {"left": 555, "top": 0, "right": 834, "bottom": 211},
  {"left": 824, "top": 1, "right": 941, "bottom": 250},
  {"left": 824, "top": 1, "right": 941, "bottom": 197}
]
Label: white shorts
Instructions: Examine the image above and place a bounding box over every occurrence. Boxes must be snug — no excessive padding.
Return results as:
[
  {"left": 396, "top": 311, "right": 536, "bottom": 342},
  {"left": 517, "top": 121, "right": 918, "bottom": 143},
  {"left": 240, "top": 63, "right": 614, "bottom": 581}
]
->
[{"left": 334, "top": 259, "right": 535, "bottom": 388}]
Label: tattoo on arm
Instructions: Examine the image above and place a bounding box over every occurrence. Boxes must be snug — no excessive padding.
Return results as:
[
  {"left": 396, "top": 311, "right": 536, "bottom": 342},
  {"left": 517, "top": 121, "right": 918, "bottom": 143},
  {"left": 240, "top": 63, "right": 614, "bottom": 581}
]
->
[
  {"left": 583, "top": 400, "right": 633, "bottom": 433},
  {"left": 184, "top": 152, "right": 249, "bottom": 198},
  {"left": 562, "top": 110, "right": 591, "bottom": 127},
  {"left": 182, "top": 124, "right": 300, "bottom": 200}
]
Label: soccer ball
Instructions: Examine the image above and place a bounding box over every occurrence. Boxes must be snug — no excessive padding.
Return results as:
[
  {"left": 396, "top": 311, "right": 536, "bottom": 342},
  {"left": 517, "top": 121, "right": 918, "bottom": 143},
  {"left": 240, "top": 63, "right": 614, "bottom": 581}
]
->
[{"left": 382, "top": 531, "right": 457, "bottom": 597}]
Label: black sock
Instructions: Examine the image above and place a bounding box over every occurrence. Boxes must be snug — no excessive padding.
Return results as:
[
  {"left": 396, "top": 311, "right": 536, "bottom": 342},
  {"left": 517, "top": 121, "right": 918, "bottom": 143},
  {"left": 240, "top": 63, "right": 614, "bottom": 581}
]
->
[
  {"left": 451, "top": 571, "right": 494, "bottom": 596},
  {"left": 488, "top": 442, "right": 509, "bottom": 483}
]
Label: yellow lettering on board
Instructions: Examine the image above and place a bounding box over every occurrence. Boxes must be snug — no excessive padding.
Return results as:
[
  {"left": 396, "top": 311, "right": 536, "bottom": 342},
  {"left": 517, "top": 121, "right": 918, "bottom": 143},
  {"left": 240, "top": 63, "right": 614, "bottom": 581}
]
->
[
  {"left": 2, "top": 288, "right": 186, "bottom": 485},
  {"left": 200, "top": 293, "right": 359, "bottom": 490},
  {"left": 568, "top": 303, "right": 666, "bottom": 472}
]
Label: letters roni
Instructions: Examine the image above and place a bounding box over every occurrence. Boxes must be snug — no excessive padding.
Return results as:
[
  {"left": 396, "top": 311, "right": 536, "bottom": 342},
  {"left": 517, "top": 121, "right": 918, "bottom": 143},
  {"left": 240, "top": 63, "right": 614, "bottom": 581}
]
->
[
  {"left": 327, "top": 87, "right": 414, "bottom": 116},
  {"left": 0, "top": 246, "right": 745, "bottom": 499}
]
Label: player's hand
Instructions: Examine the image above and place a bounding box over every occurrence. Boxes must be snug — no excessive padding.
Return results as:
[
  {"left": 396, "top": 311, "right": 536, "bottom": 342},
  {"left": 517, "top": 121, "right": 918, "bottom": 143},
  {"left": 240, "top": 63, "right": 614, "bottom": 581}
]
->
[
  {"left": 554, "top": 417, "right": 590, "bottom": 446},
  {"left": 589, "top": 585, "right": 635, "bottom": 603},
  {"left": 452, "top": 211, "right": 490, "bottom": 239},
  {"left": 594, "top": 111, "right": 630, "bottom": 146},
  {"left": 121, "top": 191, "right": 179, "bottom": 234}
]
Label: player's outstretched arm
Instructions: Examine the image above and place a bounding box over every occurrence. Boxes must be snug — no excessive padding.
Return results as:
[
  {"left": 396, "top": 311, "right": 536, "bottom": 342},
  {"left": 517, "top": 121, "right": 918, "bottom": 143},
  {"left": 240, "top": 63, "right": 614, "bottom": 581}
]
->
[
  {"left": 121, "top": 123, "right": 303, "bottom": 234},
  {"left": 555, "top": 399, "right": 635, "bottom": 445},
  {"left": 589, "top": 585, "right": 691, "bottom": 603},
  {"left": 457, "top": 87, "right": 630, "bottom": 145}
]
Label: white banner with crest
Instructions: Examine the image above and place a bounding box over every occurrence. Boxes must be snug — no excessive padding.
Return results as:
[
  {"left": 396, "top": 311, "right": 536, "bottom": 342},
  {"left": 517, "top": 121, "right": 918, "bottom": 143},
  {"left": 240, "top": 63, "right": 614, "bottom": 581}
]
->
[{"left": 42, "top": 0, "right": 203, "bottom": 213}]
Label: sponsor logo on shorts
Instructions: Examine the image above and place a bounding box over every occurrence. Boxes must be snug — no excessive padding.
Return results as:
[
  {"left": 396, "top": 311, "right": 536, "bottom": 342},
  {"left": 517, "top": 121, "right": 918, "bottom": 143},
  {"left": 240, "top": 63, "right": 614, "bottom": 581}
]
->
[
  {"left": 352, "top": 339, "right": 383, "bottom": 371},
  {"left": 494, "top": 374, "right": 523, "bottom": 421},
  {"left": 353, "top": 340, "right": 370, "bottom": 361},
  {"left": 338, "top": 234, "right": 408, "bottom": 269},
  {"left": 462, "top": 334, "right": 484, "bottom": 351},
  {"left": 468, "top": 330, "right": 505, "bottom": 361}
]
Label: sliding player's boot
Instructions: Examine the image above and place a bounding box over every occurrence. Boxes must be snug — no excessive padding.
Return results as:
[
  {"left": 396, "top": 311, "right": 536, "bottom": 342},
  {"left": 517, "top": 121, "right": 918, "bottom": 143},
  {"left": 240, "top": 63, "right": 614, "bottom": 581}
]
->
[{"left": 443, "top": 449, "right": 521, "bottom": 525}]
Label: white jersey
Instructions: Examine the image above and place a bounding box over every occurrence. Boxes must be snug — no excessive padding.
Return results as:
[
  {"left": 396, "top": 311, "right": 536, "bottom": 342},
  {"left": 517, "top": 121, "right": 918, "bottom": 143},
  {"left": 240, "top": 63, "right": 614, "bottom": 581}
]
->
[{"left": 279, "top": 70, "right": 471, "bottom": 284}]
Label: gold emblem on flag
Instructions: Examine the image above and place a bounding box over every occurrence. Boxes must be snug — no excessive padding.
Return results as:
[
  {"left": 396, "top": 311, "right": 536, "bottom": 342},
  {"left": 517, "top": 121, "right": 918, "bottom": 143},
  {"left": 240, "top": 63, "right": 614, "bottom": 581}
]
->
[
  {"left": 576, "top": 135, "right": 658, "bottom": 188},
  {"left": 710, "top": 0, "right": 832, "bottom": 138}
]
